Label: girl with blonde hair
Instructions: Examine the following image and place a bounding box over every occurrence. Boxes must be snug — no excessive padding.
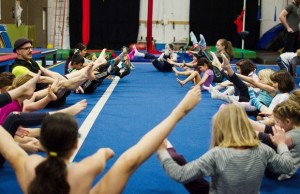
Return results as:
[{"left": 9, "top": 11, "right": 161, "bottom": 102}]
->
[
  {"left": 157, "top": 104, "right": 293, "bottom": 194},
  {"left": 232, "top": 68, "right": 276, "bottom": 113}
]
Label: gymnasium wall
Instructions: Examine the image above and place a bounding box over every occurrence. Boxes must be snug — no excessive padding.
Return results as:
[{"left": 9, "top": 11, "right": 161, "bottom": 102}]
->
[{"left": 0, "top": 0, "right": 290, "bottom": 50}]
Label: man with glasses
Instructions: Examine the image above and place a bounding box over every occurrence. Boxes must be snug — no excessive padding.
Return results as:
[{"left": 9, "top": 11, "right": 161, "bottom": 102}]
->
[{"left": 11, "top": 38, "right": 71, "bottom": 107}]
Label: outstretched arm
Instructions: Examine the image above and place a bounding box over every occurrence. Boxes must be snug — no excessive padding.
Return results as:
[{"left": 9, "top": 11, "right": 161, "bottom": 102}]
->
[
  {"left": 90, "top": 86, "right": 201, "bottom": 194},
  {"left": 0, "top": 125, "right": 28, "bottom": 193},
  {"left": 3, "top": 71, "right": 41, "bottom": 106},
  {"left": 236, "top": 73, "right": 276, "bottom": 95}
]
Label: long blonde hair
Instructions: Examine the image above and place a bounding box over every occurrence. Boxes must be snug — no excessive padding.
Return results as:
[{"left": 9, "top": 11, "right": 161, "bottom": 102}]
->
[
  {"left": 7, "top": 74, "right": 32, "bottom": 91},
  {"left": 258, "top": 69, "right": 274, "bottom": 86},
  {"left": 211, "top": 104, "right": 259, "bottom": 148}
]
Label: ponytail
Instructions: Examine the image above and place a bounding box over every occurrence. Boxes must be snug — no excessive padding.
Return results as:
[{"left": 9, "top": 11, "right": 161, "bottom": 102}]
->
[{"left": 27, "top": 156, "right": 70, "bottom": 194}]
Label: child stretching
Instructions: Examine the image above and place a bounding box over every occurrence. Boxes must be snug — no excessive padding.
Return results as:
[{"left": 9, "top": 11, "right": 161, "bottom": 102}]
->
[
  {"left": 0, "top": 74, "right": 57, "bottom": 124},
  {"left": 168, "top": 52, "right": 199, "bottom": 71},
  {"left": 233, "top": 68, "right": 276, "bottom": 114},
  {"left": 249, "top": 70, "right": 294, "bottom": 124},
  {"left": 250, "top": 99, "right": 300, "bottom": 181},
  {"left": 174, "top": 57, "right": 214, "bottom": 90},
  {"left": 211, "top": 58, "right": 258, "bottom": 97},
  {"left": 157, "top": 104, "right": 293, "bottom": 194},
  {"left": 133, "top": 43, "right": 178, "bottom": 72}
]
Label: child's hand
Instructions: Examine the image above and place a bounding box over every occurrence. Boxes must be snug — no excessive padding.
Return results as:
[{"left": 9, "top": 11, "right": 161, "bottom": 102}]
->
[
  {"left": 15, "top": 126, "right": 29, "bottom": 138},
  {"left": 174, "top": 86, "right": 201, "bottom": 118},
  {"left": 269, "top": 125, "right": 286, "bottom": 146}
]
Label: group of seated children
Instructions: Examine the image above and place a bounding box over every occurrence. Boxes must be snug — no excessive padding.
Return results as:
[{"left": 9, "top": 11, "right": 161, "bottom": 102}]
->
[{"left": 0, "top": 34, "right": 299, "bottom": 194}]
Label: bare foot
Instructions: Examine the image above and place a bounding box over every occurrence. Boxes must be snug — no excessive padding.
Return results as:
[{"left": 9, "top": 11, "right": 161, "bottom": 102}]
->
[
  {"left": 85, "top": 63, "right": 96, "bottom": 80},
  {"left": 21, "top": 71, "right": 41, "bottom": 98},
  {"left": 47, "top": 84, "right": 58, "bottom": 101},
  {"left": 176, "top": 78, "right": 184, "bottom": 87},
  {"left": 94, "top": 48, "right": 107, "bottom": 66},
  {"left": 106, "top": 75, "right": 114, "bottom": 80},
  {"left": 54, "top": 99, "right": 87, "bottom": 116},
  {"left": 210, "top": 51, "right": 222, "bottom": 70},
  {"left": 51, "top": 79, "right": 65, "bottom": 94}
]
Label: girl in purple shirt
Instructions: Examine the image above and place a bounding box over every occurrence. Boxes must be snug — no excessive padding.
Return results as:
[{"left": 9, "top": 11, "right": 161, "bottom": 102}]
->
[{"left": 176, "top": 57, "right": 214, "bottom": 90}]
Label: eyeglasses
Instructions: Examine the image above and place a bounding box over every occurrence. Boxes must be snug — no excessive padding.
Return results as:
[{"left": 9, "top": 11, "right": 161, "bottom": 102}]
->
[{"left": 19, "top": 46, "right": 33, "bottom": 51}]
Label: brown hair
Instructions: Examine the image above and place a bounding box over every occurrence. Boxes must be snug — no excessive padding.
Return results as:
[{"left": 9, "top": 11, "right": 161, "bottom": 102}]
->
[
  {"left": 235, "top": 59, "right": 256, "bottom": 76},
  {"left": 0, "top": 72, "right": 15, "bottom": 89},
  {"left": 218, "top": 39, "right": 234, "bottom": 59},
  {"left": 270, "top": 70, "right": 294, "bottom": 93},
  {"left": 197, "top": 57, "right": 213, "bottom": 70}
]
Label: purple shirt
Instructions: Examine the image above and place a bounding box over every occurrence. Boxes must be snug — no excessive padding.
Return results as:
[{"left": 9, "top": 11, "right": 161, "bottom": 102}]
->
[{"left": 202, "top": 69, "right": 214, "bottom": 87}]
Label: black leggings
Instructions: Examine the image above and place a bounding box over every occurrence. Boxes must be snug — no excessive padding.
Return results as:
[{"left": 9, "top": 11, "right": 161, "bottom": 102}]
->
[
  {"left": 221, "top": 70, "right": 249, "bottom": 102},
  {"left": 3, "top": 112, "right": 49, "bottom": 137},
  {"left": 167, "top": 148, "right": 209, "bottom": 194},
  {"left": 144, "top": 53, "right": 173, "bottom": 72},
  {"left": 0, "top": 112, "right": 49, "bottom": 167}
]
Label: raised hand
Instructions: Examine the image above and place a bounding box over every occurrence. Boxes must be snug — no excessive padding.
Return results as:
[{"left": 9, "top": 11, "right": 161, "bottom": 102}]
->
[
  {"left": 269, "top": 125, "right": 286, "bottom": 147},
  {"left": 173, "top": 86, "right": 201, "bottom": 118}
]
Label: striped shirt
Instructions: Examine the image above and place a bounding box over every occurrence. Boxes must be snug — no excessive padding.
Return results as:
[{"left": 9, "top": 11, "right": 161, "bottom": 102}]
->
[{"left": 157, "top": 142, "right": 293, "bottom": 194}]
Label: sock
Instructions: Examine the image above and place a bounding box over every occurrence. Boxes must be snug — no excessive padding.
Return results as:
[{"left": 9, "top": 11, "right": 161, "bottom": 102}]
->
[
  {"left": 209, "top": 84, "right": 214, "bottom": 93},
  {"left": 122, "top": 46, "right": 128, "bottom": 53},
  {"left": 211, "top": 88, "right": 232, "bottom": 103},
  {"left": 128, "top": 49, "right": 135, "bottom": 60},
  {"left": 134, "top": 49, "right": 144, "bottom": 57},
  {"left": 213, "top": 84, "right": 224, "bottom": 91},
  {"left": 118, "top": 52, "right": 124, "bottom": 60},
  {"left": 164, "top": 44, "right": 169, "bottom": 56},
  {"left": 199, "top": 34, "right": 207, "bottom": 49},
  {"left": 117, "top": 61, "right": 124, "bottom": 68},
  {"left": 223, "top": 86, "right": 235, "bottom": 96},
  {"left": 228, "top": 95, "right": 239, "bottom": 102},
  {"left": 190, "top": 31, "right": 198, "bottom": 45}
]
